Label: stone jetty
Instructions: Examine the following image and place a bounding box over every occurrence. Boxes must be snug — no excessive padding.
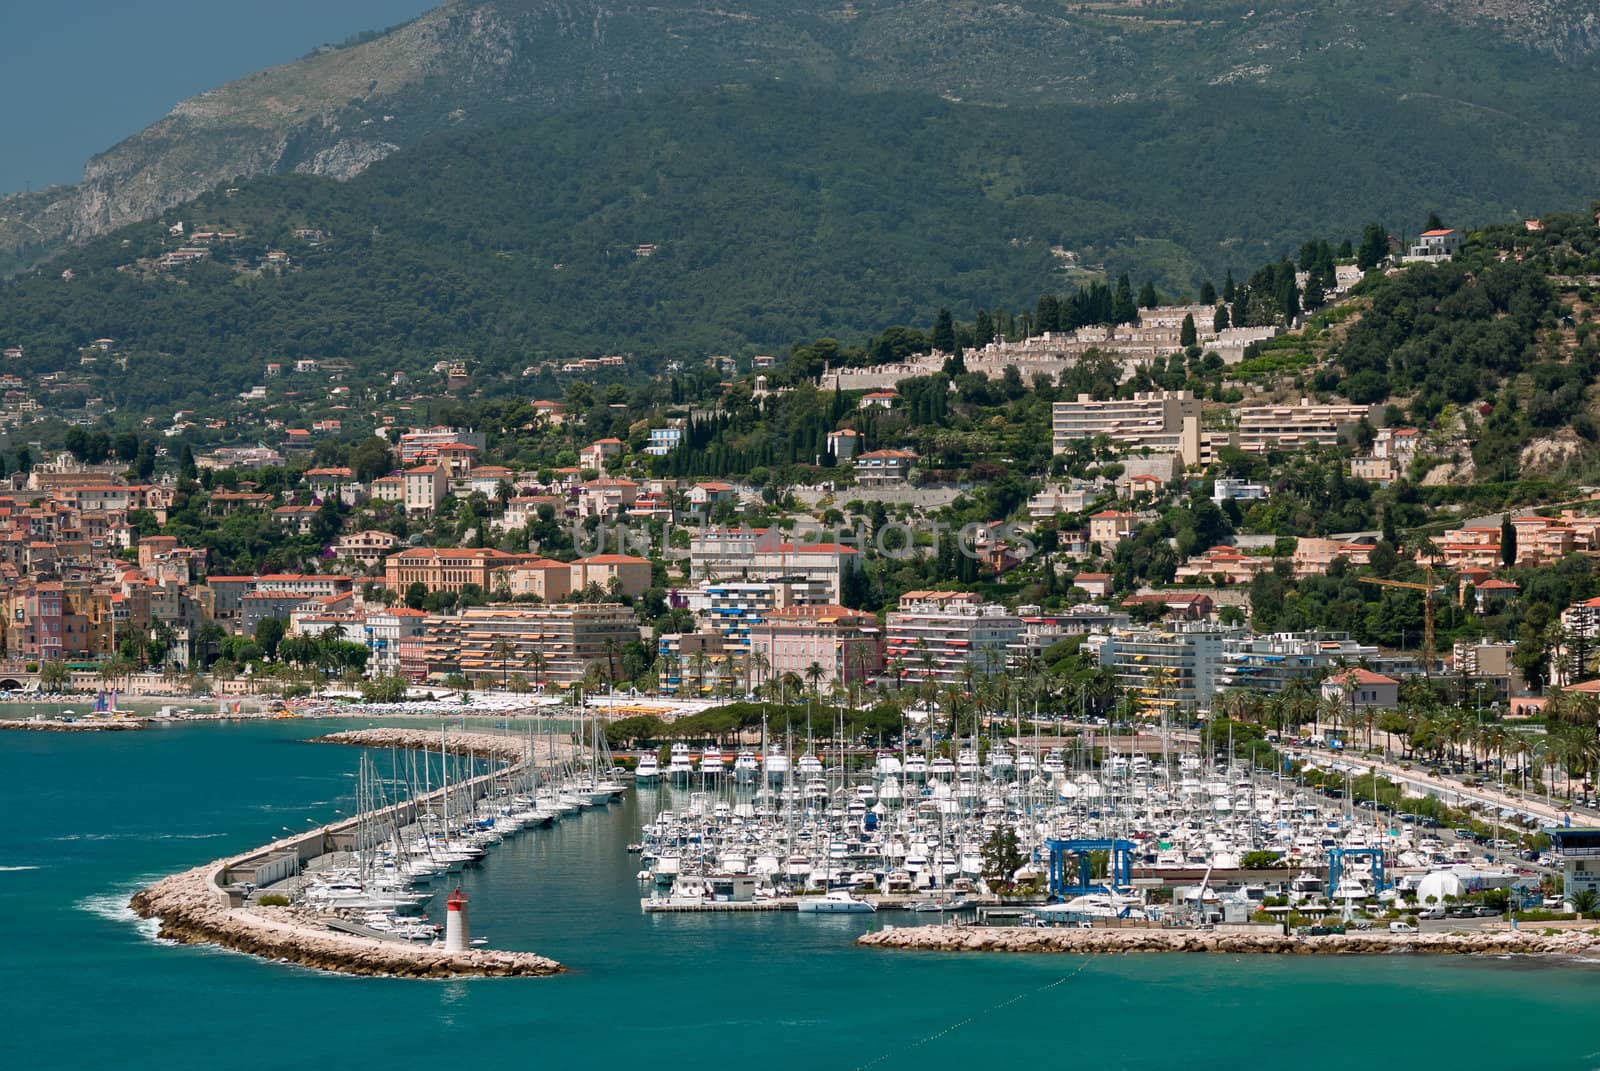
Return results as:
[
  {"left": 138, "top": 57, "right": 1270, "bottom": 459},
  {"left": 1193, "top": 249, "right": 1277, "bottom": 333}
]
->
[
  {"left": 857, "top": 923, "right": 1600, "bottom": 958},
  {"left": 131, "top": 730, "right": 567, "bottom": 978},
  {"left": 312, "top": 727, "right": 534, "bottom": 761},
  {"left": 130, "top": 861, "right": 562, "bottom": 977},
  {"left": 0, "top": 717, "right": 147, "bottom": 732}
]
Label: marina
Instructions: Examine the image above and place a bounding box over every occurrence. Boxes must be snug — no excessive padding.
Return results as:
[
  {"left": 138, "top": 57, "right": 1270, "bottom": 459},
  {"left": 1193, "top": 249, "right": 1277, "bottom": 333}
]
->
[
  {"left": 128, "top": 716, "right": 627, "bottom": 975},
  {"left": 7, "top": 717, "right": 1600, "bottom": 1068},
  {"left": 627, "top": 716, "right": 1549, "bottom": 930}
]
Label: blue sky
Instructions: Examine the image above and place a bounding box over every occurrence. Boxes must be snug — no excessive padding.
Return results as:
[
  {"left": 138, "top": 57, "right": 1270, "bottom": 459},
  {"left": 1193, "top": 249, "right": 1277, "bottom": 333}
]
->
[{"left": 0, "top": 0, "right": 437, "bottom": 193}]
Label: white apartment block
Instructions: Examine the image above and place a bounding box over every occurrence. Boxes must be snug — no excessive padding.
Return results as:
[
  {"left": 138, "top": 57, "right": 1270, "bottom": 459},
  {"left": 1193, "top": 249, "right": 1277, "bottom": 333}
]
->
[
  {"left": 1051, "top": 391, "right": 1203, "bottom": 465},
  {"left": 884, "top": 591, "right": 1023, "bottom": 686},
  {"left": 1233, "top": 400, "right": 1374, "bottom": 454}
]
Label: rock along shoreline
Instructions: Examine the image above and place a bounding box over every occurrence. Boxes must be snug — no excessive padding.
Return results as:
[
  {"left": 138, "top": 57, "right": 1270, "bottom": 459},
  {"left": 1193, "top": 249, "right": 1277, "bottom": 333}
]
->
[{"left": 857, "top": 923, "right": 1600, "bottom": 958}]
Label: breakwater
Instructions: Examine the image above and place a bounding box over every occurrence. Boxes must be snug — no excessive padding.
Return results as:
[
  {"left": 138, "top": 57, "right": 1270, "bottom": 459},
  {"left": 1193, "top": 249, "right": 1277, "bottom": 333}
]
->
[
  {"left": 130, "top": 728, "right": 566, "bottom": 978},
  {"left": 313, "top": 727, "right": 538, "bottom": 761},
  {"left": 0, "top": 717, "right": 147, "bottom": 732},
  {"left": 129, "top": 867, "right": 563, "bottom": 977},
  {"left": 857, "top": 923, "right": 1600, "bottom": 957}
]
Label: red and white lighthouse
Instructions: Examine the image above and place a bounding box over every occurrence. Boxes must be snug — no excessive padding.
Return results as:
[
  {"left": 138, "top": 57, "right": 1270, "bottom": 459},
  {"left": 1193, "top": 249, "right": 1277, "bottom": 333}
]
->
[{"left": 444, "top": 887, "right": 470, "bottom": 952}]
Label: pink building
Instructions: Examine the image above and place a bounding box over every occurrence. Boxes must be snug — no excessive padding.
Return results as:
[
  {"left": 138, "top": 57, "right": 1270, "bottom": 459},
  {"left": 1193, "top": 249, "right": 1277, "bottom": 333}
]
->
[{"left": 748, "top": 604, "right": 883, "bottom": 689}]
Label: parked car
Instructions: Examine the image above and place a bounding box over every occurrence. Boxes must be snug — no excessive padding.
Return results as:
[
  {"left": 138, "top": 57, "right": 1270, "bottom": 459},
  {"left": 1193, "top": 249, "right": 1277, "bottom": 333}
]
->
[{"left": 1389, "top": 921, "right": 1418, "bottom": 934}]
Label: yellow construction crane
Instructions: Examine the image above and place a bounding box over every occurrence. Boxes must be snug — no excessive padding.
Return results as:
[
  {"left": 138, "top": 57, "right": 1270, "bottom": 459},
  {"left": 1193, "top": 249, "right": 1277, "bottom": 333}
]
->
[{"left": 1359, "top": 568, "right": 1445, "bottom": 677}]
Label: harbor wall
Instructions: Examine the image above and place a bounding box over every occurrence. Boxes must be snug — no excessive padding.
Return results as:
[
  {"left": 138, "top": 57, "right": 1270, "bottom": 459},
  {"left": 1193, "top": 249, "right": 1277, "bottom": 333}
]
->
[
  {"left": 130, "top": 729, "right": 565, "bottom": 978},
  {"left": 857, "top": 924, "right": 1600, "bottom": 957}
]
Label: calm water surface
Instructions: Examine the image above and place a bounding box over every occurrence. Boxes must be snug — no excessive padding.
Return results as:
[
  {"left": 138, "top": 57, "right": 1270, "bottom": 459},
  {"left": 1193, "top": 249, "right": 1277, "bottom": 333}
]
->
[{"left": 4, "top": 720, "right": 1599, "bottom": 1070}]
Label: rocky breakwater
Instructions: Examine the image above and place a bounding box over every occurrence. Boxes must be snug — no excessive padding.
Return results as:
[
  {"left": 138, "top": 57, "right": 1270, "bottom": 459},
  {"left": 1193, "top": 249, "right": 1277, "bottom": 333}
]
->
[
  {"left": 312, "top": 727, "right": 533, "bottom": 761},
  {"left": 129, "top": 859, "right": 563, "bottom": 977},
  {"left": 858, "top": 924, "right": 1600, "bottom": 958},
  {"left": 0, "top": 717, "right": 147, "bottom": 732}
]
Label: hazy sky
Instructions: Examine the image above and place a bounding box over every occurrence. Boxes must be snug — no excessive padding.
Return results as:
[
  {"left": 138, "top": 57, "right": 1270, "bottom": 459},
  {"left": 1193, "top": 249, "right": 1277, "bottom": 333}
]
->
[{"left": 0, "top": 1, "right": 437, "bottom": 194}]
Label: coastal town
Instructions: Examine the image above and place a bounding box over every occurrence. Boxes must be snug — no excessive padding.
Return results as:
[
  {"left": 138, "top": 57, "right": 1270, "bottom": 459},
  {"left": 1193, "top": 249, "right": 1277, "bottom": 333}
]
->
[{"left": 15, "top": 2, "right": 1600, "bottom": 1065}]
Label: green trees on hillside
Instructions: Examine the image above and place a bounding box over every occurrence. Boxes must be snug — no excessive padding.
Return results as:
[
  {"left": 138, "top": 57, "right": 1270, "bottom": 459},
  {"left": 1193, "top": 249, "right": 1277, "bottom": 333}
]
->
[{"left": 1, "top": 81, "right": 1594, "bottom": 418}]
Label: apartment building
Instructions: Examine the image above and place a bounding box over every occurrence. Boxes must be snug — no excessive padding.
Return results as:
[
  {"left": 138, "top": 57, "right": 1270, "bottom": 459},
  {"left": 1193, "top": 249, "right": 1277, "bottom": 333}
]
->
[
  {"left": 1051, "top": 391, "right": 1202, "bottom": 465},
  {"left": 748, "top": 604, "right": 883, "bottom": 690},
  {"left": 490, "top": 558, "right": 574, "bottom": 601},
  {"left": 570, "top": 554, "right": 652, "bottom": 598},
  {"left": 883, "top": 591, "right": 1023, "bottom": 686},
  {"left": 397, "top": 427, "right": 487, "bottom": 466},
  {"left": 384, "top": 547, "right": 527, "bottom": 595},
  {"left": 334, "top": 530, "right": 400, "bottom": 568},
  {"left": 1215, "top": 632, "right": 1379, "bottom": 696},
  {"left": 689, "top": 528, "right": 861, "bottom": 602},
  {"left": 420, "top": 603, "right": 638, "bottom": 686},
  {"left": 657, "top": 631, "right": 735, "bottom": 696},
  {"left": 687, "top": 579, "right": 833, "bottom": 659},
  {"left": 1090, "top": 623, "right": 1246, "bottom": 711},
  {"left": 402, "top": 464, "right": 448, "bottom": 514},
  {"left": 1233, "top": 400, "right": 1374, "bottom": 454},
  {"left": 854, "top": 449, "right": 918, "bottom": 485}
]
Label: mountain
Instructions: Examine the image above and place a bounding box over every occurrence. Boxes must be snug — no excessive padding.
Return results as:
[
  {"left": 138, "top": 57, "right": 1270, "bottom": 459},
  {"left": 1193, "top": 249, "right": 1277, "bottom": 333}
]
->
[
  {"left": 4, "top": 0, "right": 1600, "bottom": 272},
  {"left": 2, "top": 80, "right": 1596, "bottom": 422}
]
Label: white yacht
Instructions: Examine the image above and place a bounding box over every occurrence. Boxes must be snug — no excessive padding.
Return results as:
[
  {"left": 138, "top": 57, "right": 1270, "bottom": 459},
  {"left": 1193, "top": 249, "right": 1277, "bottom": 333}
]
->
[
  {"left": 699, "top": 748, "right": 726, "bottom": 777},
  {"left": 796, "top": 889, "right": 876, "bottom": 914},
  {"left": 667, "top": 743, "right": 695, "bottom": 784},
  {"left": 634, "top": 753, "right": 661, "bottom": 784},
  {"left": 733, "top": 750, "right": 760, "bottom": 781}
]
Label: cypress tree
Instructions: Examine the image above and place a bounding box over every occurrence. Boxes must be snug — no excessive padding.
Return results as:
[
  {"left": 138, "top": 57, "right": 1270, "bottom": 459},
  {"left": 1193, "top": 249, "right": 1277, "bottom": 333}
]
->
[
  {"left": 932, "top": 308, "right": 956, "bottom": 353},
  {"left": 973, "top": 309, "right": 994, "bottom": 345},
  {"left": 1113, "top": 274, "right": 1137, "bottom": 324}
]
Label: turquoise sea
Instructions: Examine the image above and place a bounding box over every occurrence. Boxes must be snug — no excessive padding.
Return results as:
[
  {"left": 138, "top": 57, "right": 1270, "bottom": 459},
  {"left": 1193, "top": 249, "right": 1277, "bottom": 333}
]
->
[{"left": 5, "top": 720, "right": 1600, "bottom": 1070}]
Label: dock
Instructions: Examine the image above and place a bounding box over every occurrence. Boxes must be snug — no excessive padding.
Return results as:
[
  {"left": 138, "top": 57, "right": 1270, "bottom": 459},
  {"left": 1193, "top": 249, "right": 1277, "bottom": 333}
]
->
[{"left": 642, "top": 898, "right": 795, "bottom": 913}]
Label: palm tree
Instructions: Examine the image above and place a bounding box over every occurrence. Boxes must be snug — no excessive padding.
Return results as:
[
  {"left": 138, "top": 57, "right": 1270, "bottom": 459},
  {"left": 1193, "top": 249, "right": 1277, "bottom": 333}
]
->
[
  {"left": 805, "top": 661, "right": 826, "bottom": 702},
  {"left": 523, "top": 650, "right": 547, "bottom": 691},
  {"left": 38, "top": 661, "right": 71, "bottom": 694},
  {"left": 491, "top": 639, "right": 515, "bottom": 690},
  {"left": 689, "top": 650, "right": 712, "bottom": 697},
  {"left": 747, "top": 649, "right": 770, "bottom": 696}
]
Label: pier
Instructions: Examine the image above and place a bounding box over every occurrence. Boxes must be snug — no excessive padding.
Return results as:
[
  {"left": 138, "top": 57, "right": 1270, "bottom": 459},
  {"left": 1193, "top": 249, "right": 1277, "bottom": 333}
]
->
[{"left": 130, "top": 728, "right": 567, "bottom": 978}]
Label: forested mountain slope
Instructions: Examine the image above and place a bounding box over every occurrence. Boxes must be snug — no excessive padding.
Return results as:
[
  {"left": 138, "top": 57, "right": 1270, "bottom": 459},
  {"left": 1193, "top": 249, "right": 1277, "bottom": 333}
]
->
[
  {"left": 0, "top": 82, "right": 1591, "bottom": 417},
  {"left": 3, "top": 0, "right": 1599, "bottom": 270}
]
